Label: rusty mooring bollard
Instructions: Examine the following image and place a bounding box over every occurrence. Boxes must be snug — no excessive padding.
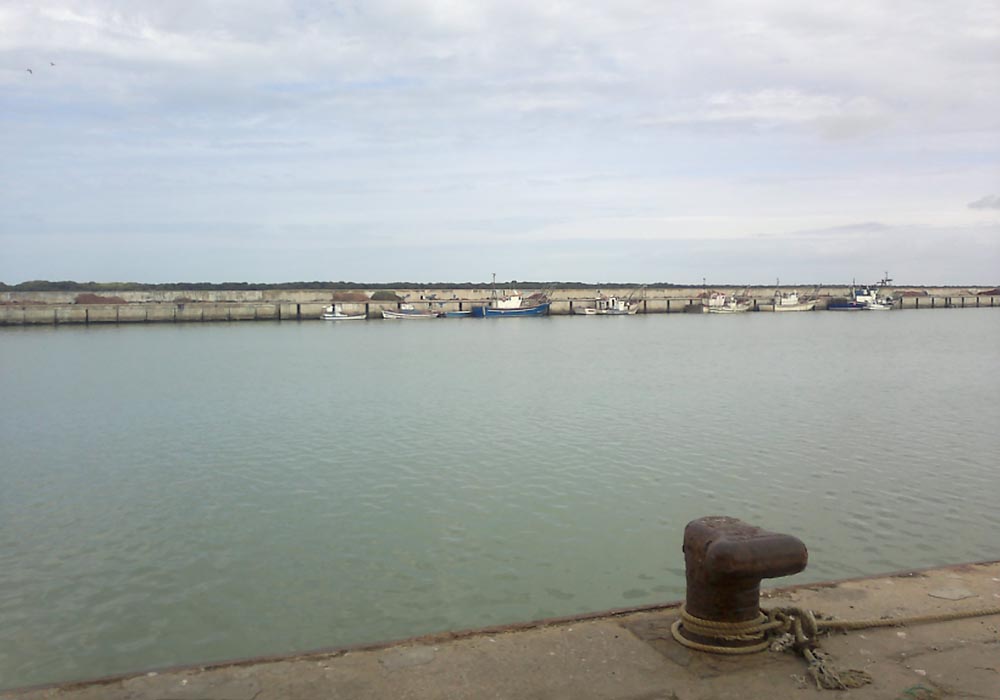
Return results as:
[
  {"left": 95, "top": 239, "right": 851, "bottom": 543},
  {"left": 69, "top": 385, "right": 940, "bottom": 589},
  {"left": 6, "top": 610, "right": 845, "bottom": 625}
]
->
[{"left": 675, "top": 515, "right": 808, "bottom": 652}]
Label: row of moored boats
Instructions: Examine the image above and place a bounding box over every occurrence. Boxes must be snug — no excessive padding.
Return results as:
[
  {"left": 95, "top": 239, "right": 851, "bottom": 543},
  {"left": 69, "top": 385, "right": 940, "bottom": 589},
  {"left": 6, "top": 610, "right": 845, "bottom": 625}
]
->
[
  {"left": 322, "top": 290, "right": 558, "bottom": 320},
  {"left": 322, "top": 279, "right": 897, "bottom": 320},
  {"left": 698, "top": 276, "right": 896, "bottom": 314}
]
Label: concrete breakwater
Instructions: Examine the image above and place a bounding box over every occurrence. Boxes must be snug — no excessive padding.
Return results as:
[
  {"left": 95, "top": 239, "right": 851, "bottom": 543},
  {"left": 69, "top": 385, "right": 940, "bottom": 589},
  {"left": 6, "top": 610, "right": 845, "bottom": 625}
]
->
[
  {"left": 1, "top": 288, "right": 997, "bottom": 325},
  {"left": 5, "top": 560, "right": 999, "bottom": 698}
]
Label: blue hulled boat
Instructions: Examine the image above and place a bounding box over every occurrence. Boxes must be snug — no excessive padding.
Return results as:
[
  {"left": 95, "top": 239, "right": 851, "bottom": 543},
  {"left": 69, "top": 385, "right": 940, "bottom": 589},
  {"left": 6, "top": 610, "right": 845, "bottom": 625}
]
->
[
  {"left": 483, "top": 302, "right": 550, "bottom": 317},
  {"left": 827, "top": 297, "right": 866, "bottom": 311},
  {"left": 472, "top": 275, "right": 551, "bottom": 317}
]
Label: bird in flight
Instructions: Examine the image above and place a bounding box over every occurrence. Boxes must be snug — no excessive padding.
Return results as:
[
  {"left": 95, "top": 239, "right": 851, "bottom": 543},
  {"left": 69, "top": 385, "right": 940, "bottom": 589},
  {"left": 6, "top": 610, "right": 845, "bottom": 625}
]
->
[
  {"left": 26, "top": 68, "right": 33, "bottom": 74},
  {"left": 50, "top": 62, "right": 55, "bottom": 66}
]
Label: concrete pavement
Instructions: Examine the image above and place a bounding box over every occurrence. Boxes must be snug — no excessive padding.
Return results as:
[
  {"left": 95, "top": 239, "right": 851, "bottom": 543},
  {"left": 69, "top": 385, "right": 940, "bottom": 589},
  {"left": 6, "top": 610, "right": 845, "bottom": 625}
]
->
[{"left": 5, "top": 562, "right": 999, "bottom": 700}]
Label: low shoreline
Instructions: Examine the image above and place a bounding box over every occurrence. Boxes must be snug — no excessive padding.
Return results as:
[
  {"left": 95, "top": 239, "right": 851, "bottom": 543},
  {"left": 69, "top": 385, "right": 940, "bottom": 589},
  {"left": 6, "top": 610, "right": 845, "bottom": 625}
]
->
[
  {"left": 3, "top": 284, "right": 996, "bottom": 305},
  {"left": 1, "top": 286, "right": 997, "bottom": 326}
]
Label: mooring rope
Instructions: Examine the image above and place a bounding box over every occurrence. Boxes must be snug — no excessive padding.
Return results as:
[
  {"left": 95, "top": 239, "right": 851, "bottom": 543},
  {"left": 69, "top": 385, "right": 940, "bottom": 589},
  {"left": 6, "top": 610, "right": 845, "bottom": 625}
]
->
[
  {"left": 670, "top": 603, "right": 1000, "bottom": 690},
  {"left": 817, "top": 604, "right": 1000, "bottom": 630}
]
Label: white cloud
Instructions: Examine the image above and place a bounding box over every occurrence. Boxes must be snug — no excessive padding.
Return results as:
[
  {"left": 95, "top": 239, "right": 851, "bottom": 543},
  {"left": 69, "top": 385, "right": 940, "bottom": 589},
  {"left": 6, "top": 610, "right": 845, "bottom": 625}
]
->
[
  {"left": 1, "top": 0, "right": 998, "bottom": 282},
  {"left": 639, "top": 89, "right": 890, "bottom": 139}
]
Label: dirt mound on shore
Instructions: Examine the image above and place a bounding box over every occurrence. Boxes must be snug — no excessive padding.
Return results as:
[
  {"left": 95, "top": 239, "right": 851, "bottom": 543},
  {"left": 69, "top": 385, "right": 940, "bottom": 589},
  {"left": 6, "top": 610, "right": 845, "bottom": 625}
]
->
[
  {"left": 74, "top": 293, "right": 127, "bottom": 304},
  {"left": 331, "top": 291, "right": 371, "bottom": 302}
]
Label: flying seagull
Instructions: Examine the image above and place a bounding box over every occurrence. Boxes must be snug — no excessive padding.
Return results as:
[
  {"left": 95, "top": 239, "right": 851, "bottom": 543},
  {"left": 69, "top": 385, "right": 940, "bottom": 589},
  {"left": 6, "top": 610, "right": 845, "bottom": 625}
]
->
[
  {"left": 26, "top": 68, "right": 32, "bottom": 74},
  {"left": 50, "top": 62, "right": 55, "bottom": 66}
]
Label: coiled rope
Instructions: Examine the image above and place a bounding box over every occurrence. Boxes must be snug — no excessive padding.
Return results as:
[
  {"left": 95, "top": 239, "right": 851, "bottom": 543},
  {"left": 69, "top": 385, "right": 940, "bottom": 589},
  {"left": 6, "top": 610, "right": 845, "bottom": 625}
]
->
[{"left": 671, "top": 603, "right": 1000, "bottom": 690}]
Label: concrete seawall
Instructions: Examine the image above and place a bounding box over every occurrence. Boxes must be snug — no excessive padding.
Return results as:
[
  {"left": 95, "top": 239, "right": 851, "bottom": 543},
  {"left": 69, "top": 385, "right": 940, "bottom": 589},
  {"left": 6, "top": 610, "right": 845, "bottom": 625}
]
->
[
  {"left": 4, "top": 560, "right": 999, "bottom": 699},
  {"left": 4, "top": 285, "right": 996, "bottom": 306},
  {"left": 1, "top": 290, "right": 997, "bottom": 326}
]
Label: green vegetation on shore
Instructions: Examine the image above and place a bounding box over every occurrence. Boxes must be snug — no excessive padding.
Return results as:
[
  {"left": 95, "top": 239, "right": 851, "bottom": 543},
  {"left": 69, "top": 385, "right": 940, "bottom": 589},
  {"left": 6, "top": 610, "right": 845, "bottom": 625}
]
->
[
  {"left": 2, "top": 280, "right": 994, "bottom": 292},
  {"left": 0, "top": 280, "right": 671, "bottom": 292}
]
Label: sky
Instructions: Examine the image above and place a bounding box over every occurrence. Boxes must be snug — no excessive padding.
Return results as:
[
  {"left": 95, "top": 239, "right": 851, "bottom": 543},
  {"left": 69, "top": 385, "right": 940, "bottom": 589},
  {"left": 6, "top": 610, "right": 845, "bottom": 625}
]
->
[{"left": 1, "top": 1, "right": 998, "bottom": 285}]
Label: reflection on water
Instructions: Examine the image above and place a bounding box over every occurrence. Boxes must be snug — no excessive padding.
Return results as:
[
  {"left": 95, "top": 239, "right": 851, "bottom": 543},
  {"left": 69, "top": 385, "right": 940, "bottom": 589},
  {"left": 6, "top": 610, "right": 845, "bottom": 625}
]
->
[{"left": 1, "top": 310, "right": 998, "bottom": 687}]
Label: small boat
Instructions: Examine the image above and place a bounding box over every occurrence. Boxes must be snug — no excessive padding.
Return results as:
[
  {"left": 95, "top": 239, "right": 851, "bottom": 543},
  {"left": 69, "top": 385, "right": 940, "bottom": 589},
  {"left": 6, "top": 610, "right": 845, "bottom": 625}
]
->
[
  {"left": 381, "top": 304, "right": 439, "bottom": 320},
  {"left": 705, "top": 291, "right": 751, "bottom": 314},
  {"left": 573, "top": 295, "right": 639, "bottom": 315},
  {"left": 866, "top": 301, "right": 892, "bottom": 311},
  {"left": 772, "top": 282, "right": 816, "bottom": 312},
  {"left": 863, "top": 297, "right": 893, "bottom": 311},
  {"left": 441, "top": 310, "right": 472, "bottom": 318},
  {"left": 321, "top": 304, "right": 366, "bottom": 321}
]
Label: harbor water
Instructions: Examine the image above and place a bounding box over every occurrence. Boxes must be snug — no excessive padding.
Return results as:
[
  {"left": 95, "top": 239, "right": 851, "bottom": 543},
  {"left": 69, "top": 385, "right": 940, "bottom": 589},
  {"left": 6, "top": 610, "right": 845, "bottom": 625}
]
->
[{"left": 1, "top": 310, "right": 998, "bottom": 689}]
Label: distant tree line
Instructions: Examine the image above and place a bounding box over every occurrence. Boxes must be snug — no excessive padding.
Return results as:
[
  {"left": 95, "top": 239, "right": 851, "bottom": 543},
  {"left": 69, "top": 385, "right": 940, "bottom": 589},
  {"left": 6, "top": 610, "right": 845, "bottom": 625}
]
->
[
  {"left": 3, "top": 280, "right": 981, "bottom": 292},
  {"left": 0, "top": 280, "right": 686, "bottom": 291}
]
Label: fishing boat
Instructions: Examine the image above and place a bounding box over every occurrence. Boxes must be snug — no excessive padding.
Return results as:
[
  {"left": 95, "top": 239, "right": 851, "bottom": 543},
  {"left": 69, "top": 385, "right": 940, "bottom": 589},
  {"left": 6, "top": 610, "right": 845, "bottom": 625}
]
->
[
  {"left": 705, "top": 291, "right": 751, "bottom": 314},
  {"left": 471, "top": 274, "right": 551, "bottom": 317},
  {"left": 574, "top": 287, "right": 644, "bottom": 315},
  {"left": 828, "top": 276, "right": 894, "bottom": 311},
  {"left": 321, "top": 304, "right": 366, "bottom": 321},
  {"left": 441, "top": 310, "right": 472, "bottom": 318},
  {"left": 862, "top": 273, "right": 895, "bottom": 310},
  {"left": 772, "top": 282, "right": 816, "bottom": 312},
  {"left": 482, "top": 295, "right": 550, "bottom": 317},
  {"left": 381, "top": 304, "right": 439, "bottom": 319},
  {"left": 573, "top": 295, "right": 639, "bottom": 315},
  {"left": 859, "top": 288, "right": 893, "bottom": 311}
]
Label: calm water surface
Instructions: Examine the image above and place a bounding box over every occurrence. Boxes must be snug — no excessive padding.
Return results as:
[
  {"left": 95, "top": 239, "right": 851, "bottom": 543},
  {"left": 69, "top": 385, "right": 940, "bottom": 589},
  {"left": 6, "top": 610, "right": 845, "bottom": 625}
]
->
[{"left": 1, "top": 310, "right": 998, "bottom": 688}]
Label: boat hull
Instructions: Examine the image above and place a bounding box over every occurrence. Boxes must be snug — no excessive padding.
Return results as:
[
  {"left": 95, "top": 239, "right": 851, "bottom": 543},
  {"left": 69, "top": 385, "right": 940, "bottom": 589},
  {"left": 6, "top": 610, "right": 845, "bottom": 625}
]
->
[
  {"left": 321, "top": 305, "right": 366, "bottom": 321},
  {"left": 573, "top": 307, "right": 638, "bottom": 316},
  {"left": 706, "top": 305, "right": 750, "bottom": 314},
  {"left": 773, "top": 302, "right": 816, "bottom": 312},
  {"left": 483, "top": 303, "right": 550, "bottom": 317},
  {"left": 828, "top": 301, "right": 865, "bottom": 311},
  {"left": 321, "top": 313, "right": 366, "bottom": 321},
  {"left": 381, "top": 309, "right": 438, "bottom": 319}
]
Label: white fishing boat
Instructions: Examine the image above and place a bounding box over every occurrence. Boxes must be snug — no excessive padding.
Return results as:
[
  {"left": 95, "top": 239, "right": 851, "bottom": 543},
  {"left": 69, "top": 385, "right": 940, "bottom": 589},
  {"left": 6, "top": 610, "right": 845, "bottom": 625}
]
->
[
  {"left": 862, "top": 273, "right": 895, "bottom": 310},
  {"left": 862, "top": 294, "right": 893, "bottom": 311},
  {"left": 321, "top": 304, "right": 366, "bottom": 321},
  {"left": 381, "top": 304, "right": 438, "bottom": 319},
  {"left": 573, "top": 295, "right": 640, "bottom": 315},
  {"left": 705, "top": 291, "right": 751, "bottom": 314},
  {"left": 830, "top": 274, "right": 895, "bottom": 311},
  {"left": 866, "top": 302, "right": 892, "bottom": 311},
  {"left": 772, "top": 282, "right": 816, "bottom": 312}
]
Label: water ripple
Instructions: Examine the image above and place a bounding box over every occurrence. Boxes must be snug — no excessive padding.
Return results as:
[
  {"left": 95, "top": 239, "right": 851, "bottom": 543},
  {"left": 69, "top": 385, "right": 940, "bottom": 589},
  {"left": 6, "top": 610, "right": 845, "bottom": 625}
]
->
[{"left": 0, "top": 312, "right": 998, "bottom": 687}]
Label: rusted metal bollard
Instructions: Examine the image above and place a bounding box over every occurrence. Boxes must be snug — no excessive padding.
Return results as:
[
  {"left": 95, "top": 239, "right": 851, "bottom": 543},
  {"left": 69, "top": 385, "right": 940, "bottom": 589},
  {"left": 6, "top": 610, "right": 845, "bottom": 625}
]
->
[{"left": 674, "top": 515, "right": 808, "bottom": 652}]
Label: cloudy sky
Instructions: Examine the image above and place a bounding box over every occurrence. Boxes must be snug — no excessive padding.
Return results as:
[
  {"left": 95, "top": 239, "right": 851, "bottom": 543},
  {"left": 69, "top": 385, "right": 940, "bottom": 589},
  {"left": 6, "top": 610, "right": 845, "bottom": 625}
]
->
[{"left": 2, "top": 1, "right": 998, "bottom": 284}]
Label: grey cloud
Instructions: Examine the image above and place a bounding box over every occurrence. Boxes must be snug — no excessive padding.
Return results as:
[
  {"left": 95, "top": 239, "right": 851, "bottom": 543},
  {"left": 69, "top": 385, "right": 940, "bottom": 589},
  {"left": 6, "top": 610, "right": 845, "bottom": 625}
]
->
[{"left": 968, "top": 195, "right": 1000, "bottom": 210}]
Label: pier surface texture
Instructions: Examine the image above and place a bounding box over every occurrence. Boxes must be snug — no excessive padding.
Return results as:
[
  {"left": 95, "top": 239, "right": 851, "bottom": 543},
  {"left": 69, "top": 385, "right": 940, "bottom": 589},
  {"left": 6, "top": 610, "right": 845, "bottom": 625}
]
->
[{"left": 5, "top": 561, "right": 999, "bottom": 699}]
